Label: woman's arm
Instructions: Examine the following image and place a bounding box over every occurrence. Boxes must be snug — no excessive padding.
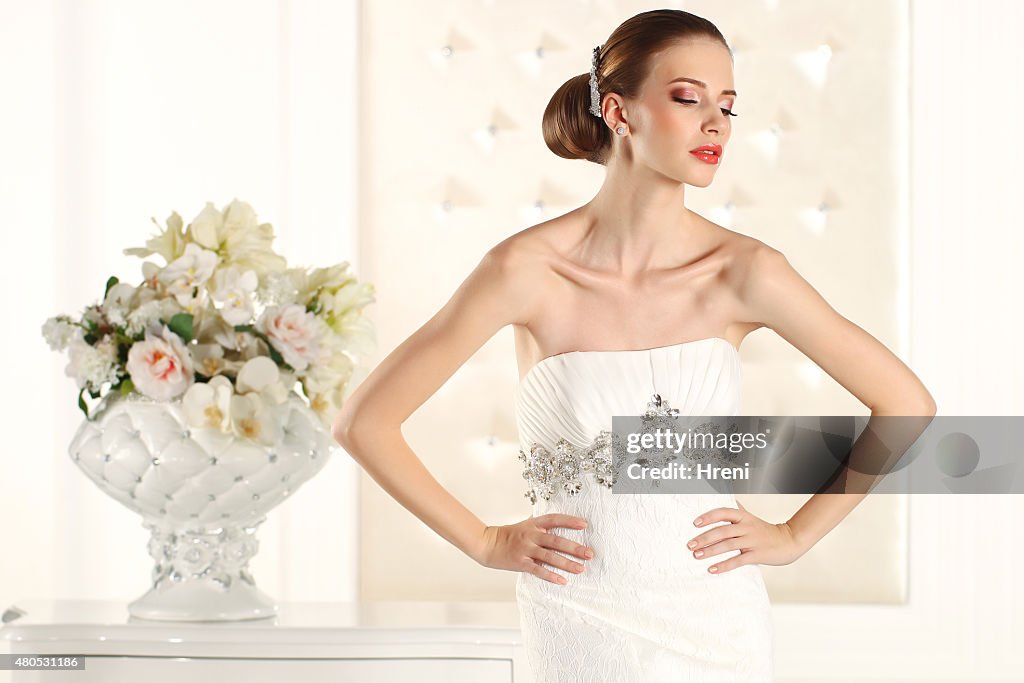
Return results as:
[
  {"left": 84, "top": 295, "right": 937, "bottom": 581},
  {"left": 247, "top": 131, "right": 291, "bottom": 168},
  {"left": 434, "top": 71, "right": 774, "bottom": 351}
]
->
[
  {"left": 738, "top": 243, "right": 937, "bottom": 554},
  {"left": 332, "top": 241, "right": 534, "bottom": 565}
]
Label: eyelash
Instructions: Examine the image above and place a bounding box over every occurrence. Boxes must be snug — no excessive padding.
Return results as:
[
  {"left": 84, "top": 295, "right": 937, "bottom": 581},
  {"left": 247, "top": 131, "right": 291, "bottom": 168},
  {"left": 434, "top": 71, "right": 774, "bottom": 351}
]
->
[{"left": 673, "top": 97, "right": 738, "bottom": 117}]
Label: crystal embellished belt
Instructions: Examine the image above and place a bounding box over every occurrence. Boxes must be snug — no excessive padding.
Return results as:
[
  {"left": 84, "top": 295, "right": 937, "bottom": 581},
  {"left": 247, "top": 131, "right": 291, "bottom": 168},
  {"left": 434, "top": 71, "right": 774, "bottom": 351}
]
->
[{"left": 516, "top": 393, "right": 735, "bottom": 504}]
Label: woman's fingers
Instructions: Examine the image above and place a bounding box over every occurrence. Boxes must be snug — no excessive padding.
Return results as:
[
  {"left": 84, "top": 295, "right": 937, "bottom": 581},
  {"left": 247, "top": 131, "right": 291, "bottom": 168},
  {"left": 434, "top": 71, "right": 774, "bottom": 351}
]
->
[
  {"left": 537, "top": 513, "right": 588, "bottom": 531},
  {"left": 527, "top": 559, "right": 567, "bottom": 585},
  {"left": 533, "top": 546, "right": 586, "bottom": 574},
  {"left": 536, "top": 530, "right": 594, "bottom": 561}
]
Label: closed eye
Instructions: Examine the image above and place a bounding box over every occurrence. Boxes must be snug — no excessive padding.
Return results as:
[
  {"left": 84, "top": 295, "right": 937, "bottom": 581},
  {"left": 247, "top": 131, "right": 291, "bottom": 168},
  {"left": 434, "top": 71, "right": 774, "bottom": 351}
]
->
[{"left": 673, "top": 97, "right": 738, "bottom": 117}]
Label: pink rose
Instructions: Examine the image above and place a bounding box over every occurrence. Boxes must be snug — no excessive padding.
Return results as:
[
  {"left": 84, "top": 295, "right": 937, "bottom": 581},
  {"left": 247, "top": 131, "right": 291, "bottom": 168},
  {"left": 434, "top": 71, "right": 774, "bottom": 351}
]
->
[
  {"left": 256, "top": 304, "right": 320, "bottom": 371},
  {"left": 126, "top": 325, "right": 195, "bottom": 401}
]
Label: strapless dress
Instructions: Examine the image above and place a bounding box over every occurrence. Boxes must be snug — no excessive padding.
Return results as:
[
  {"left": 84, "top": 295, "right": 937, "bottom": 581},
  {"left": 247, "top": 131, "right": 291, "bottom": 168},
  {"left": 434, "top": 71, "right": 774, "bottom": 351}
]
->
[{"left": 514, "top": 337, "right": 774, "bottom": 682}]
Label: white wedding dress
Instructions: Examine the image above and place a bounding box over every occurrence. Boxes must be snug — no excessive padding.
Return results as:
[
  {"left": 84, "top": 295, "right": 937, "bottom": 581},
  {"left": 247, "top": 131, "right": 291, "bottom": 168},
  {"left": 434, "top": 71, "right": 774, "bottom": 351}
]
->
[{"left": 514, "top": 337, "right": 774, "bottom": 682}]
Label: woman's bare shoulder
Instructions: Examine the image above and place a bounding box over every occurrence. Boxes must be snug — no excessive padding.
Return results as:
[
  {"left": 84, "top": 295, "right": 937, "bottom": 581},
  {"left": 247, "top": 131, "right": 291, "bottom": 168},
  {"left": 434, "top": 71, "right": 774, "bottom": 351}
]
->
[{"left": 488, "top": 215, "right": 575, "bottom": 279}]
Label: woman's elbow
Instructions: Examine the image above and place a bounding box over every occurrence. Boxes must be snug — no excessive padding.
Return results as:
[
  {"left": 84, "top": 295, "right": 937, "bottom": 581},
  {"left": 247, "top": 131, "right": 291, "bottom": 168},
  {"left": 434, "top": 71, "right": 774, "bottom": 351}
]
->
[{"left": 331, "top": 407, "right": 361, "bottom": 447}]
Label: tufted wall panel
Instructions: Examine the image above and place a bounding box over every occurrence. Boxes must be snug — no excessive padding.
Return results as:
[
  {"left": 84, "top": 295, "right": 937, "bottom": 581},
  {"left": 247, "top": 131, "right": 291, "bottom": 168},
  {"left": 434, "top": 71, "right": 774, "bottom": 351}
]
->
[{"left": 357, "top": 0, "right": 907, "bottom": 603}]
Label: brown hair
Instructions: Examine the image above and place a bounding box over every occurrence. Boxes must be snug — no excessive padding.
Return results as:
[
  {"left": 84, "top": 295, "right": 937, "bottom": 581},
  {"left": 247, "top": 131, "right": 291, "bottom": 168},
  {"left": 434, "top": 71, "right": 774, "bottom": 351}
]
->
[{"left": 542, "top": 9, "right": 731, "bottom": 165}]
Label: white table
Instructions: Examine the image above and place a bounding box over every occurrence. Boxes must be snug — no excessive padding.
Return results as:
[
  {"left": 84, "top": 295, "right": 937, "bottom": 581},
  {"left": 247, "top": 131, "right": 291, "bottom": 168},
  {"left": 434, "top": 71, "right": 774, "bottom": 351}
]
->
[{"left": 0, "top": 599, "right": 532, "bottom": 682}]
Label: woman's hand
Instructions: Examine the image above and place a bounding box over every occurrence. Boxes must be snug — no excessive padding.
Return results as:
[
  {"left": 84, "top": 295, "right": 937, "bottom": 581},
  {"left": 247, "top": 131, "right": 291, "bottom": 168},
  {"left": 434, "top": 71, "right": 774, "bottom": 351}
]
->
[
  {"left": 474, "top": 514, "right": 594, "bottom": 586},
  {"left": 686, "top": 500, "right": 806, "bottom": 574}
]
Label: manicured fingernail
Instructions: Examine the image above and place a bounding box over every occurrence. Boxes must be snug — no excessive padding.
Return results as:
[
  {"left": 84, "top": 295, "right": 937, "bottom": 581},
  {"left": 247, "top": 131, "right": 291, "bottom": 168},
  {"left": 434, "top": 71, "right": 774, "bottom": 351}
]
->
[
  {"left": 709, "top": 566, "right": 718, "bottom": 573},
  {"left": 694, "top": 518, "right": 703, "bottom": 526},
  {"left": 687, "top": 540, "right": 697, "bottom": 548},
  {"left": 695, "top": 551, "right": 704, "bottom": 557}
]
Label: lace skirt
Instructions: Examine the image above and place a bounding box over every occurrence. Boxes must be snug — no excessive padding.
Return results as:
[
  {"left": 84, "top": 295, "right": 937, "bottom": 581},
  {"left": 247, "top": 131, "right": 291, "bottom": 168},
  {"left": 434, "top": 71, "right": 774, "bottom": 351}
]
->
[{"left": 515, "top": 489, "right": 774, "bottom": 682}]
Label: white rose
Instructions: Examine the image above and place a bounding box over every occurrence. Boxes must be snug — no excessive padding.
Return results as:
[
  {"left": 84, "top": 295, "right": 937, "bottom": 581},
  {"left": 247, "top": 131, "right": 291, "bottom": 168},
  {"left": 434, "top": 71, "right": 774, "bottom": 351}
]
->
[
  {"left": 256, "top": 304, "right": 320, "bottom": 372},
  {"left": 126, "top": 325, "right": 195, "bottom": 401}
]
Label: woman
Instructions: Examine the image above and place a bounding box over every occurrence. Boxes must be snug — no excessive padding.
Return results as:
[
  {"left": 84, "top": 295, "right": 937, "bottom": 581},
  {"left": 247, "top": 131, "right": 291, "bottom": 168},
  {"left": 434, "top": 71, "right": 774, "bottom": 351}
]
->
[{"left": 334, "top": 8, "right": 936, "bottom": 682}]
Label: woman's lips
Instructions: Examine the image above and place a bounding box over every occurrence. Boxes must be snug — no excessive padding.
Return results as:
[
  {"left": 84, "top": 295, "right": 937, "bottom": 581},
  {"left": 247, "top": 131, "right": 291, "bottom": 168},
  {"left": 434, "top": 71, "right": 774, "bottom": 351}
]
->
[{"left": 689, "top": 150, "right": 720, "bottom": 164}]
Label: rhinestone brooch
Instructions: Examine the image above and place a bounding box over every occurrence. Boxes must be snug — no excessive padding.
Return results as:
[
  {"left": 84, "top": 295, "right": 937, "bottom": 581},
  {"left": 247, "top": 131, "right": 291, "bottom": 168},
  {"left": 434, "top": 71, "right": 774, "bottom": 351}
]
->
[{"left": 517, "top": 393, "right": 735, "bottom": 504}]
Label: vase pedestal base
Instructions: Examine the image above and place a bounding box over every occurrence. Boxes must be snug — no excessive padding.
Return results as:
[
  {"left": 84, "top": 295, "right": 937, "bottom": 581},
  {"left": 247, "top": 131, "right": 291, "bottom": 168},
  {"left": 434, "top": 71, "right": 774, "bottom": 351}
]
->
[{"left": 128, "top": 575, "right": 277, "bottom": 622}]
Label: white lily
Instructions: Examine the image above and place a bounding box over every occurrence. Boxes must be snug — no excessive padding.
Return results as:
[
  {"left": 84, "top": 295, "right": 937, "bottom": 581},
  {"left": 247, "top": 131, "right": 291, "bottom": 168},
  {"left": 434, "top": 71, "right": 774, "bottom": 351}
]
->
[{"left": 185, "top": 199, "right": 286, "bottom": 276}]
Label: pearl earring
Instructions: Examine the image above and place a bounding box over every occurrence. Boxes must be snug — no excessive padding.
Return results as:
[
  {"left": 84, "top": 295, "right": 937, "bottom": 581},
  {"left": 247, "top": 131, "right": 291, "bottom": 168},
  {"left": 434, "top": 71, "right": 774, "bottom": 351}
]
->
[{"left": 616, "top": 126, "right": 626, "bottom": 135}]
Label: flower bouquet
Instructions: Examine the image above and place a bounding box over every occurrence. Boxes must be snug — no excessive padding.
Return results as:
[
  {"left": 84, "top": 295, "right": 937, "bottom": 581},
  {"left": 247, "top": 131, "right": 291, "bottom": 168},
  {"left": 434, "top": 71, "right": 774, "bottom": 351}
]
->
[{"left": 42, "top": 199, "right": 374, "bottom": 621}]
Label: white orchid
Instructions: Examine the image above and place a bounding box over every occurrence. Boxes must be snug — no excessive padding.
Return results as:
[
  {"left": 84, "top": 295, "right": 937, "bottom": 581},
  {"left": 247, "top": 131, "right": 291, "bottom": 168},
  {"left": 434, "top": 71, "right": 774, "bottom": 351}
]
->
[
  {"left": 191, "top": 342, "right": 244, "bottom": 378},
  {"left": 126, "top": 326, "right": 195, "bottom": 401},
  {"left": 236, "top": 356, "right": 289, "bottom": 405},
  {"left": 182, "top": 375, "right": 233, "bottom": 431},
  {"left": 229, "top": 392, "right": 282, "bottom": 446},
  {"left": 308, "top": 385, "right": 347, "bottom": 430},
  {"left": 102, "top": 282, "right": 137, "bottom": 326},
  {"left": 158, "top": 242, "right": 219, "bottom": 308},
  {"left": 209, "top": 266, "right": 258, "bottom": 325}
]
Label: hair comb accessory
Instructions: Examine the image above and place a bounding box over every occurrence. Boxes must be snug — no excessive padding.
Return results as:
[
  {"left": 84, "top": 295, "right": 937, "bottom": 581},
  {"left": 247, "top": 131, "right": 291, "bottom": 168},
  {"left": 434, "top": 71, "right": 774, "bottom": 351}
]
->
[{"left": 588, "top": 44, "right": 603, "bottom": 118}]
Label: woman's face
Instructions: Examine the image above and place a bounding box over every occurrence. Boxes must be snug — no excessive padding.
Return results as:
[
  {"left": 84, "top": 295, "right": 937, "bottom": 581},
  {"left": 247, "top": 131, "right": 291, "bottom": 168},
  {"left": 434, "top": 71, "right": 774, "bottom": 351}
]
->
[{"left": 625, "top": 39, "right": 737, "bottom": 187}]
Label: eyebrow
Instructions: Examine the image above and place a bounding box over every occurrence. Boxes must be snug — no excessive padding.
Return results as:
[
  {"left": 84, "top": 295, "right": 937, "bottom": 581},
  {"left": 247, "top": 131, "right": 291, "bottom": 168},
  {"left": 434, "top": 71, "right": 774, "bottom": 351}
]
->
[{"left": 667, "top": 76, "right": 737, "bottom": 96}]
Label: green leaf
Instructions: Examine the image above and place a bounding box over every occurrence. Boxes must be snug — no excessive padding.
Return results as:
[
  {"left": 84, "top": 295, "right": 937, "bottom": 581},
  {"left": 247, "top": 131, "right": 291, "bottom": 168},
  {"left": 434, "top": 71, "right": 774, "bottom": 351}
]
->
[
  {"left": 119, "top": 377, "right": 134, "bottom": 396},
  {"left": 104, "top": 275, "right": 119, "bottom": 299},
  {"left": 78, "top": 389, "right": 89, "bottom": 419},
  {"left": 167, "top": 313, "right": 194, "bottom": 342}
]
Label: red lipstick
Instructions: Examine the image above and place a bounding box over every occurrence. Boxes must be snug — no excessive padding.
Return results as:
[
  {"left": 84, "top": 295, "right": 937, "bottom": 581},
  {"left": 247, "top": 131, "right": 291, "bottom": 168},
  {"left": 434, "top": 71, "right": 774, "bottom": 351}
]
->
[{"left": 689, "top": 144, "right": 722, "bottom": 164}]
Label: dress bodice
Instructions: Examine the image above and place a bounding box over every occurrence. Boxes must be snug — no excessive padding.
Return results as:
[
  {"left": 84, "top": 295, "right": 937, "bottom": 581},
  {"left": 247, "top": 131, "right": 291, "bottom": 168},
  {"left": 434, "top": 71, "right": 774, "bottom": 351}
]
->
[
  {"left": 512, "top": 337, "right": 774, "bottom": 681},
  {"left": 514, "top": 336, "right": 743, "bottom": 504}
]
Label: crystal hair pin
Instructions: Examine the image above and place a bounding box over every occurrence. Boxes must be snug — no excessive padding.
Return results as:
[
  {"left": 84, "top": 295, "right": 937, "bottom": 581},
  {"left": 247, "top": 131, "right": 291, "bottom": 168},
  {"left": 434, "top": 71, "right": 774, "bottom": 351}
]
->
[{"left": 588, "top": 43, "right": 603, "bottom": 117}]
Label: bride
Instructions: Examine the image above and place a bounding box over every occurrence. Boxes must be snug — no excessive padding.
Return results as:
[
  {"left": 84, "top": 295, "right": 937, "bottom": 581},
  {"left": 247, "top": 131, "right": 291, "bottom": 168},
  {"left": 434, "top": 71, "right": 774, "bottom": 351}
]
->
[{"left": 333, "top": 8, "right": 936, "bottom": 682}]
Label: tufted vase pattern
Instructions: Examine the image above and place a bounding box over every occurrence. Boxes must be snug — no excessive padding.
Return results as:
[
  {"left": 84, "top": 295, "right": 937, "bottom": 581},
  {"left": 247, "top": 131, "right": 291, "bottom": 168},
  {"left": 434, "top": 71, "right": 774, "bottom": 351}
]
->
[{"left": 67, "top": 390, "right": 336, "bottom": 621}]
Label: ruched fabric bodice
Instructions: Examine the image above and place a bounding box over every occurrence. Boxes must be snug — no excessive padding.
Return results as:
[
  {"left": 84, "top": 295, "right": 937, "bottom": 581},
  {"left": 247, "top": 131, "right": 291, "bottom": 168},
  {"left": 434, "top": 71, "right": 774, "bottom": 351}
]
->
[
  {"left": 516, "top": 336, "right": 742, "bottom": 460},
  {"left": 512, "top": 337, "right": 774, "bottom": 682}
]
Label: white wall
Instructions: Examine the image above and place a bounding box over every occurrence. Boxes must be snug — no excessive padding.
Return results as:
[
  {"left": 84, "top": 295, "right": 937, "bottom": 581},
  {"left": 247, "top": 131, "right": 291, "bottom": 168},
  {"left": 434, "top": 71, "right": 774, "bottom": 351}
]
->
[
  {"left": 770, "top": 0, "right": 1024, "bottom": 679},
  {"left": 0, "top": 0, "right": 362, "bottom": 609}
]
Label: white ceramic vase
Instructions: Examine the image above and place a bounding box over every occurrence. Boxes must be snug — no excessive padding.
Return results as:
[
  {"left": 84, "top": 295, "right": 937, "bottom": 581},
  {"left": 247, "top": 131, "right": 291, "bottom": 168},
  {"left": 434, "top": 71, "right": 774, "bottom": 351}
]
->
[{"left": 67, "top": 390, "right": 335, "bottom": 622}]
